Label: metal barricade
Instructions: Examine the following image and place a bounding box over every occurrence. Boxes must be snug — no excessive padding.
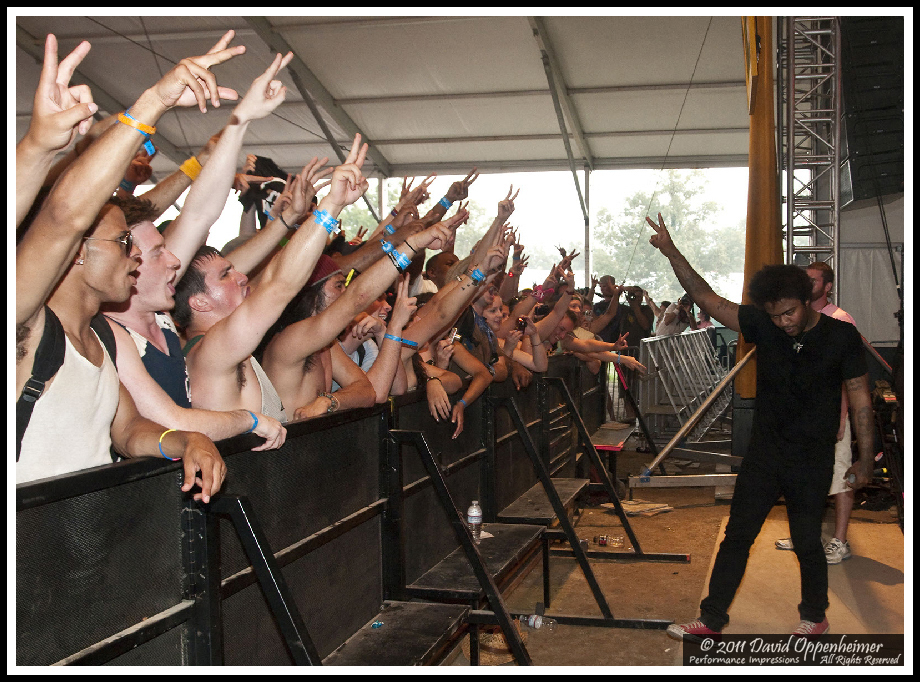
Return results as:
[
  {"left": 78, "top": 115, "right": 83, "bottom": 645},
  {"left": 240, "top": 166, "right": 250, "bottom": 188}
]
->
[{"left": 638, "top": 330, "right": 731, "bottom": 446}]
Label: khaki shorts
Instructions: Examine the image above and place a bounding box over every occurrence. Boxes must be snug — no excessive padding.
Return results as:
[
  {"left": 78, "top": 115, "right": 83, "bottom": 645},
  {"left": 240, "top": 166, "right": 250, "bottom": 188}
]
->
[{"left": 828, "top": 417, "right": 853, "bottom": 496}]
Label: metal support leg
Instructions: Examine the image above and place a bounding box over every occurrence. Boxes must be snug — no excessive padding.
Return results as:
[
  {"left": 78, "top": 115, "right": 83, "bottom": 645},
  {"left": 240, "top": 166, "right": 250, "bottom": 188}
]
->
[
  {"left": 182, "top": 502, "right": 223, "bottom": 665},
  {"left": 498, "top": 396, "right": 614, "bottom": 619},
  {"left": 389, "top": 430, "right": 532, "bottom": 666},
  {"left": 207, "top": 496, "right": 322, "bottom": 666},
  {"left": 542, "top": 377, "right": 689, "bottom": 564}
]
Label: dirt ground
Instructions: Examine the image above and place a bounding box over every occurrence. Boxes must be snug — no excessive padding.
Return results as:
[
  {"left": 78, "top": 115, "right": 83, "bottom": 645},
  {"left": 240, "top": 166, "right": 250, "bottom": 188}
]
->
[{"left": 446, "top": 439, "right": 901, "bottom": 667}]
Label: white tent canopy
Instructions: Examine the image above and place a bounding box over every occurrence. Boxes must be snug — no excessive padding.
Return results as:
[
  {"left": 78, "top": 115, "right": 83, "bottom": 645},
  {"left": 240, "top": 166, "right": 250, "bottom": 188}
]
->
[{"left": 15, "top": 15, "right": 750, "bottom": 181}]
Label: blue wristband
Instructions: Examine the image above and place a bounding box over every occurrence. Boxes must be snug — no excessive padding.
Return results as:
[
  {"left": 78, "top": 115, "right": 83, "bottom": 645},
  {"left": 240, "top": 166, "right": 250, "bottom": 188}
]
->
[
  {"left": 458, "top": 398, "right": 468, "bottom": 408},
  {"left": 470, "top": 268, "right": 485, "bottom": 283},
  {"left": 393, "top": 250, "right": 411, "bottom": 270},
  {"left": 123, "top": 110, "right": 157, "bottom": 156},
  {"left": 380, "top": 240, "right": 395, "bottom": 254},
  {"left": 244, "top": 410, "right": 259, "bottom": 434},
  {"left": 119, "top": 179, "right": 136, "bottom": 193},
  {"left": 384, "top": 223, "right": 396, "bottom": 235},
  {"left": 384, "top": 333, "right": 418, "bottom": 348},
  {"left": 313, "top": 208, "right": 342, "bottom": 234},
  {"left": 438, "top": 196, "right": 453, "bottom": 209}
]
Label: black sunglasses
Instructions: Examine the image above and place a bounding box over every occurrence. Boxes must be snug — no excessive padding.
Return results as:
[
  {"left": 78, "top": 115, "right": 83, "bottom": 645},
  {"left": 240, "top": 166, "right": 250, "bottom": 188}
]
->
[{"left": 83, "top": 231, "right": 134, "bottom": 257}]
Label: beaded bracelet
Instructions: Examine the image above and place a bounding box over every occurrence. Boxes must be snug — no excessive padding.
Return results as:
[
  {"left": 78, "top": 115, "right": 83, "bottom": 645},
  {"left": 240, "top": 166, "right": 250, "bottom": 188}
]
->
[
  {"left": 313, "top": 208, "right": 341, "bottom": 235},
  {"left": 158, "top": 429, "right": 180, "bottom": 461},
  {"left": 244, "top": 410, "right": 259, "bottom": 434},
  {"left": 438, "top": 196, "right": 453, "bottom": 209}
]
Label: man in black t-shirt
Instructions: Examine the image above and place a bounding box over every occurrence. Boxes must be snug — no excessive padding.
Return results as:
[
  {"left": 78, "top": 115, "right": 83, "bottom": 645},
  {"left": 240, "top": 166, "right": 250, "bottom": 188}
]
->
[{"left": 645, "top": 213, "right": 874, "bottom": 641}]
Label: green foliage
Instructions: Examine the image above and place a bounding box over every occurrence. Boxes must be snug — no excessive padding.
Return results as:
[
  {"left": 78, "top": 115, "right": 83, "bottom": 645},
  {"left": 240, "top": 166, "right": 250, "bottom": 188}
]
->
[{"left": 590, "top": 170, "right": 745, "bottom": 301}]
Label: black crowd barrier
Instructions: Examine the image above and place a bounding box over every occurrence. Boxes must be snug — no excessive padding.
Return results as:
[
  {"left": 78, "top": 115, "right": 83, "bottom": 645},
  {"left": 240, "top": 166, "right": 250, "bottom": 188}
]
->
[{"left": 16, "top": 355, "right": 604, "bottom": 666}]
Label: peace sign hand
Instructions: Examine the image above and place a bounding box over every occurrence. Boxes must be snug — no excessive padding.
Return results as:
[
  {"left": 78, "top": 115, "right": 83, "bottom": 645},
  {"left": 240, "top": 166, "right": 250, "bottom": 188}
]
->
[
  {"left": 646, "top": 212, "right": 677, "bottom": 257},
  {"left": 322, "top": 133, "right": 369, "bottom": 212},
  {"left": 445, "top": 168, "right": 479, "bottom": 203},
  {"left": 233, "top": 51, "right": 294, "bottom": 123},
  {"left": 151, "top": 29, "right": 245, "bottom": 113},
  {"left": 27, "top": 34, "right": 97, "bottom": 154},
  {"left": 497, "top": 185, "right": 520, "bottom": 221}
]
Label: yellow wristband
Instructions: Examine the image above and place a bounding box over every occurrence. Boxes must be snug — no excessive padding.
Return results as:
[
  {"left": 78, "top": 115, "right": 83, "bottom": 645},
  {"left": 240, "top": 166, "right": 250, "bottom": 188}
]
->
[
  {"left": 117, "top": 112, "right": 156, "bottom": 136},
  {"left": 158, "top": 429, "right": 180, "bottom": 461},
  {"left": 179, "top": 156, "right": 202, "bottom": 181}
]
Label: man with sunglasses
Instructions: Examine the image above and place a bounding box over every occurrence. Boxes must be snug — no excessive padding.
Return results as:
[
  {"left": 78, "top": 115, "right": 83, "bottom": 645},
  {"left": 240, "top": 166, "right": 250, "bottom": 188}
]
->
[
  {"left": 16, "top": 33, "right": 245, "bottom": 500},
  {"left": 646, "top": 213, "right": 874, "bottom": 640}
]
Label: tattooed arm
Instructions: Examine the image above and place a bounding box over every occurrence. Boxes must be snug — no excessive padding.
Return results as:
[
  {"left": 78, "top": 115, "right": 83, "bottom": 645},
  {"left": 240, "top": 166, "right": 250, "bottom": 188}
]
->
[
  {"left": 646, "top": 212, "right": 741, "bottom": 333},
  {"left": 843, "top": 373, "right": 875, "bottom": 490}
]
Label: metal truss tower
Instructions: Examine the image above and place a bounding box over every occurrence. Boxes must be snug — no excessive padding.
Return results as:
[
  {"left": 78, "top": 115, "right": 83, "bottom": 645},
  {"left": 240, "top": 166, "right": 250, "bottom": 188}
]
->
[{"left": 777, "top": 17, "right": 842, "bottom": 278}]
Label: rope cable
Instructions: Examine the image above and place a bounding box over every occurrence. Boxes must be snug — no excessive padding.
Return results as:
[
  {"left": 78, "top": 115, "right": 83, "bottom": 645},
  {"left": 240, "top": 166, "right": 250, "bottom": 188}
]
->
[{"left": 620, "top": 16, "right": 714, "bottom": 284}]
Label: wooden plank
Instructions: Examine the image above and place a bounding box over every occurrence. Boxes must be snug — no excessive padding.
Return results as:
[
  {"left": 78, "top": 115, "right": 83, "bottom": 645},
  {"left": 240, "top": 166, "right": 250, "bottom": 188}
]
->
[
  {"left": 590, "top": 423, "right": 636, "bottom": 451},
  {"left": 405, "top": 524, "right": 544, "bottom": 600},
  {"left": 323, "top": 601, "right": 469, "bottom": 666},
  {"left": 497, "top": 478, "right": 589, "bottom": 524}
]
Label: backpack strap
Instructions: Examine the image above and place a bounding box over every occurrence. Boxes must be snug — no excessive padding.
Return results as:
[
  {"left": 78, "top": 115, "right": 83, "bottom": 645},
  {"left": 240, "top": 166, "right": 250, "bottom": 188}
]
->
[
  {"left": 90, "top": 313, "right": 117, "bottom": 365},
  {"left": 16, "top": 307, "right": 66, "bottom": 462}
]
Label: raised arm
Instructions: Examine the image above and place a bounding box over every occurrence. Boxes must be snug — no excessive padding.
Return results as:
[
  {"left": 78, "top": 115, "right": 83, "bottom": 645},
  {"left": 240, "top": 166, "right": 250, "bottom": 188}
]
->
[
  {"left": 139, "top": 132, "right": 223, "bottom": 220},
  {"left": 534, "top": 269, "right": 576, "bottom": 342},
  {"left": 17, "top": 31, "right": 244, "bottom": 328},
  {"left": 190, "top": 133, "right": 369, "bottom": 374},
  {"left": 226, "top": 156, "right": 332, "bottom": 276},
  {"left": 165, "top": 50, "right": 294, "bottom": 278},
  {"left": 420, "top": 168, "right": 479, "bottom": 227},
  {"left": 647, "top": 212, "right": 740, "bottom": 332},
  {"left": 267, "top": 218, "right": 452, "bottom": 367},
  {"left": 364, "top": 274, "right": 417, "bottom": 403},
  {"left": 16, "top": 34, "right": 96, "bottom": 228}
]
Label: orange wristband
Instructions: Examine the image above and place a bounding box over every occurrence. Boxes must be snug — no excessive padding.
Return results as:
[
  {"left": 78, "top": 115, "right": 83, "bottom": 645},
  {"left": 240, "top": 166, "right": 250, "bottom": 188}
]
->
[{"left": 117, "top": 112, "right": 156, "bottom": 136}]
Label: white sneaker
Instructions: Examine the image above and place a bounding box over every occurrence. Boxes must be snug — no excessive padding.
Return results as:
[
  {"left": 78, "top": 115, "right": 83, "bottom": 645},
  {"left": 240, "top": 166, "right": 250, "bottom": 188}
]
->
[
  {"left": 775, "top": 537, "right": 794, "bottom": 550},
  {"left": 824, "top": 537, "right": 852, "bottom": 564}
]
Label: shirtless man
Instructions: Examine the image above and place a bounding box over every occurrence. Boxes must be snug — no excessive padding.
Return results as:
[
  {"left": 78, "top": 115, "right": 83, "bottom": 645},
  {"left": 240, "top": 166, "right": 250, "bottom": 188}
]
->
[
  {"left": 173, "top": 131, "right": 371, "bottom": 421},
  {"left": 100, "top": 49, "right": 296, "bottom": 448}
]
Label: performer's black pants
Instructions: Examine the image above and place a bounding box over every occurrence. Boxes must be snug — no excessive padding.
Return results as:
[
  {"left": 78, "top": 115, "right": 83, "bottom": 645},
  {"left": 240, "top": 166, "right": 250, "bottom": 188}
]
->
[{"left": 699, "top": 448, "right": 834, "bottom": 631}]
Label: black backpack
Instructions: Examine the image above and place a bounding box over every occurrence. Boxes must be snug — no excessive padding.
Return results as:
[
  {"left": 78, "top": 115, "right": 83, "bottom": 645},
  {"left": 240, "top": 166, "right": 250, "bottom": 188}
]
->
[{"left": 16, "top": 307, "right": 117, "bottom": 461}]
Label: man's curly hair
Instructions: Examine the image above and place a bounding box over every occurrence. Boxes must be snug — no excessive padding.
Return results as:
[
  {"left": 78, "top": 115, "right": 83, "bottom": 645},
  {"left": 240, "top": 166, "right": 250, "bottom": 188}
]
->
[{"left": 747, "top": 264, "right": 812, "bottom": 309}]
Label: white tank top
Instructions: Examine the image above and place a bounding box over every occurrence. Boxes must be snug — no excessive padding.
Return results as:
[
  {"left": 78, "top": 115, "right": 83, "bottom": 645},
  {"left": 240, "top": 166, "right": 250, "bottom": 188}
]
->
[{"left": 17, "top": 330, "right": 120, "bottom": 484}]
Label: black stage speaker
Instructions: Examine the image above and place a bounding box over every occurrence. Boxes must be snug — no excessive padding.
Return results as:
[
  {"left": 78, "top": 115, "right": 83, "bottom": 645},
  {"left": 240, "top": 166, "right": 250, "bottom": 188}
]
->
[{"left": 839, "top": 17, "right": 904, "bottom": 206}]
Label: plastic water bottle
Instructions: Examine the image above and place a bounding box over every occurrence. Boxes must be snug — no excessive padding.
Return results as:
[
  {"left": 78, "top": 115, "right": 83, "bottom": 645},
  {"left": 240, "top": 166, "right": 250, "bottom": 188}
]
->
[
  {"left": 467, "top": 500, "right": 483, "bottom": 544},
  {"left": 518, "top": 614, "right": 556, "bottom": 632}
]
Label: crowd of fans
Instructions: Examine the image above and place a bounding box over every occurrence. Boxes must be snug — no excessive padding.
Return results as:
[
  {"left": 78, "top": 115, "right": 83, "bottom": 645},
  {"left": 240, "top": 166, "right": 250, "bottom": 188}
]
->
[{"left": 15, "top": 31, "right": 711, "bottom": 495}]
